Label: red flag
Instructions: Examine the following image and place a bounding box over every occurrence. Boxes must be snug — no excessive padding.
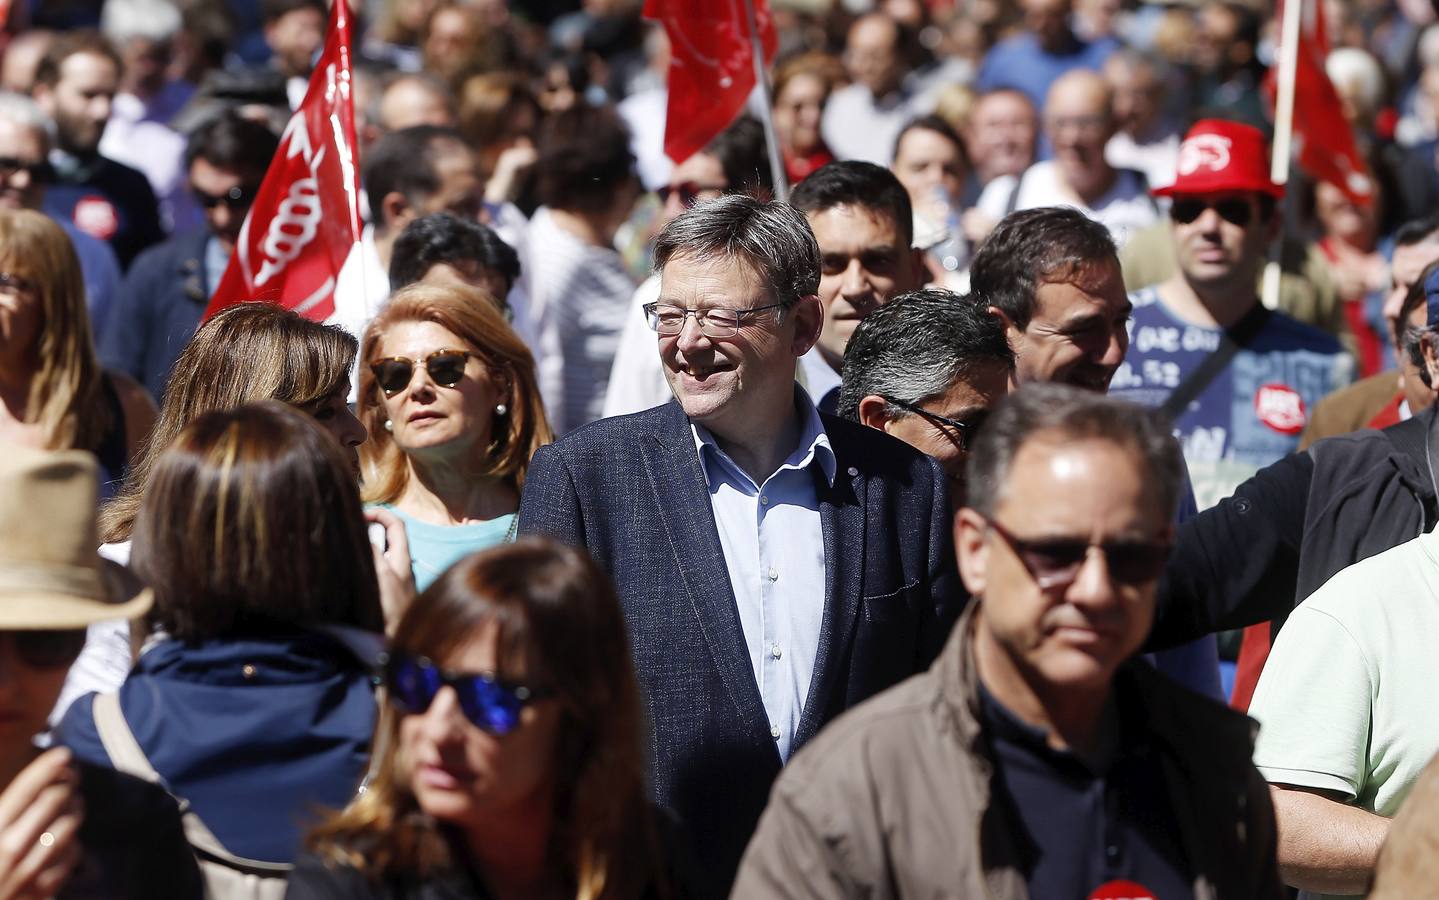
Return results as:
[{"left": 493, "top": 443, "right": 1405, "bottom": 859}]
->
[
  {"left": 644, "top": 0, "right": 777, "bottom": 165},
  {"left": 1267, "top": 0, "right": 1373, "bottom": 204},
  {"left": 203, "top": 0, "right": 362, "bottom": 322}
]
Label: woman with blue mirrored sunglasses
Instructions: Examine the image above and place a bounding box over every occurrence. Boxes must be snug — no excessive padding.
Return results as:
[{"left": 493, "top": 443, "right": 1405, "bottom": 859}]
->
[{"left": 293, "top": 539, "right": 697, "bottom": 900}]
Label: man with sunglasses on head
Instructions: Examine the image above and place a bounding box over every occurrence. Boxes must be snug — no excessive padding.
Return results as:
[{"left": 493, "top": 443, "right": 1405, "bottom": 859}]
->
[
  {"left": 520, "top": 194, "right": 959, "bottom": 892},
  {"left": 735, "top": 384, "right": 1282, "bottom": 898},
  {"left": 1108, "top": 120, "right": 1351, "bottom": 513},
  {"left": 0, "top": 90, "right": 122, "bottom": 342}
]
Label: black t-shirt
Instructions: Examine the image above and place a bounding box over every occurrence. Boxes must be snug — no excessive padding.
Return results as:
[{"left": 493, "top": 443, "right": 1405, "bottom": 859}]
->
[{"left": 979, "top": 680, "right": 1195, "bottom": 900}]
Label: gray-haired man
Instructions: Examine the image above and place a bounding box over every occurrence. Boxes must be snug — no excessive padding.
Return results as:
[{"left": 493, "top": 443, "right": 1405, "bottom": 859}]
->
[
  {"left": 838, "top": 288, "right": 1013, "bottom": 509},
  {"left": 519, "top": 194, "right": 960, "bottom": 891}
]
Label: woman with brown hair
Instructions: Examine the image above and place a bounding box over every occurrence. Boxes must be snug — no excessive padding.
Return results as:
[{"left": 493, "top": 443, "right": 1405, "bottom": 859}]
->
[
  {"left": 289, "top": 538, "right": 685, "bottom": 900},
  {"left": 458, "top": 71, "right": 539, "bottom": 213},
  {"left": 359, "top": 282, "right": 552, "bottom": 591},
  {"left": 0, "top": 209, "right": 154, "bottom": 501},
  {"left": 55, "top": 402, "right": 386, "bottom": 877}
]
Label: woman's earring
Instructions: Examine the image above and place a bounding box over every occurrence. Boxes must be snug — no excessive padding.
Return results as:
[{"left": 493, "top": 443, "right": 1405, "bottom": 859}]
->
[
  {"left": 383, "top": 419, "right": 393, "bottom": 432},
  {"left": 495, "top": 403, "right": 508, "bottom": 416}
]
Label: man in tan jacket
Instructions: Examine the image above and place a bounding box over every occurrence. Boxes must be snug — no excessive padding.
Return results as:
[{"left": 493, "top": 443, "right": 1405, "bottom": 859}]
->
[{"left": 733, "top": 384, "right": 1281, "bottom": 899}]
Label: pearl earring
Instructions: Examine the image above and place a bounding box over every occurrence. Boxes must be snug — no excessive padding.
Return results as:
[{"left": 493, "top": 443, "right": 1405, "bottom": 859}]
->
[
  {"left": 495, "top": 403, "right": 508, "bottom": 416},
  {"left": 383, "top": 419, "right": 393, "bottom": 432}
]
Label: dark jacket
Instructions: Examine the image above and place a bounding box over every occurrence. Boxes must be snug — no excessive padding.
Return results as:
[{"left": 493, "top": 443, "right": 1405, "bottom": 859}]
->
[
  {"left": 43, "top": 154, "right": 165, "bottom": 269},
  {"left": 59, "top": 761, "right": 205, "bottom": 899},
  {"left": 99, "top": 229, "right": 211, "bottom": 401},
  {"left": 56, "top": 628, "right": 379, "bottom": 865},
  {"left": 733, "top": 604, "right": 1283, "bottom": 899},
  {"left": 517, "top": 400, "right": 961, "bottom": 891},
  {"left": 1152, "top": 404, "right": 1438, "bottom": 648}
]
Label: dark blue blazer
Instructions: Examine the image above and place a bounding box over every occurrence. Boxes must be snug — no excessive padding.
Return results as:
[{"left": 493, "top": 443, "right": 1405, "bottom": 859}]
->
[
  {"left": 99, "top": 229, "right": 211, "bottom": 402},
  {"left": 517, "top": 400, "right": 962, "bottom": 891}
]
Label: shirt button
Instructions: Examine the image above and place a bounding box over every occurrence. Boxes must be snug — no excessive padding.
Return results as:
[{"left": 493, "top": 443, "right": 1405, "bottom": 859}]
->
[
  {"left": 847, "top": 466, "right": 858, "bottom": 477},
  {"left": 771, "top": 643, "right": 782, "bottom": 659},
  {"left": 768, "top": 567, "right": 778, "bottom": 581},
  {"left": 760, "top": 495, "right": 769, "bottom": 506},
  {"left": 241, "top": 664, "right": 256, "bottom": 679},
  {"left": 1105, "top": 844, "right": 1120, "bottom": 861},
  {"left": 770, "top": 725, "right": 781, "bottom": 739}
]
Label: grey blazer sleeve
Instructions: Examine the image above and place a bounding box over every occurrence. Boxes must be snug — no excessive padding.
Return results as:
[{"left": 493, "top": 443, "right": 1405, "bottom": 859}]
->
[{"left": 517, "top": 442, "right": 587, "bottom": 548}]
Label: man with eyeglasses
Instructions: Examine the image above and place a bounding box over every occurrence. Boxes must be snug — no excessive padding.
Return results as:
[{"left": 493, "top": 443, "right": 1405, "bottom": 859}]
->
[
  {"left": 837, "top": 288, "right": 1012, "bottom": 510},
  {"left": 0, "top": 91, "right": 122, "bottom": 342},
  {"left": 735, "top": 384, "right": 1281, "bottom": 899},
  {"left": 99, "top": 111, "right": 278, "bottom": 401},
  {"left": 1108, "top": 120, "right": 1351, "bottom": 512},
  {"left": 973, "top": 69, "right": 1158, "bottom": 248},
  {"left": 520, "top": 194, "right": 959, "bottom": 892}
]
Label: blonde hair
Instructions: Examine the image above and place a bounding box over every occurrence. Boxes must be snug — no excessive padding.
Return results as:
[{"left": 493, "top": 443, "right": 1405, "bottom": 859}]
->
[
  {"left": 358, "top": 282, "right": 551, "bottom": 502},
  {"left": 100, "top": 303, "right": 357, "bottom": 542},
  {"left": 306, "top": 539, "right": 667, "bottom": 898},
  {"left": 0, "top": 209, "right": 108, "bottom": 452}
]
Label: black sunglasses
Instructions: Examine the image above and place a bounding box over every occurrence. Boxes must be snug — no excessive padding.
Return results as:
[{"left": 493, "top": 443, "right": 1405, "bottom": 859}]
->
[
  {"left": 656, "top": 180, "right": 726, "bottom": 209},
  {"left": 985, "top": 517, "right": 1170, "bottom": 590},
  {"left": 193, "top": 184, "right": 259, "bottom": 211},
  {"left": 369, "top": 349, "right": 475, "bottom": 396},
  {"left": 4, "top": 630, "right": 87, "bottom": 668},
  {"left": 382, "top": 652, "right": 551, "bottom": 736},
  {"left": 882, "top": 397, "right": 988, "bottom": 452},
  {"left": 1169, "top": 197, "right": 1254, "bottom": 227},
  {"left": 0, "top": 157, "right": 51, "bottom": 184}
]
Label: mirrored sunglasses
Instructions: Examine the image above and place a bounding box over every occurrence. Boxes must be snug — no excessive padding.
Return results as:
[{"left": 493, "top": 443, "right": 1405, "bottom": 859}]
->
[{"left": 383, "top": 652, "right": 550, "bottom": 736}]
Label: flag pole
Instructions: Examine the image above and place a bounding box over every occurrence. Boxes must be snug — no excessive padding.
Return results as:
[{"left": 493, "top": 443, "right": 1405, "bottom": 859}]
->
[
  {"left": 740, "top": 0, "right": 787, "bottom": 201},
  {"left": 1262, "top": 0, "right": 1303, "bottom": 311}
]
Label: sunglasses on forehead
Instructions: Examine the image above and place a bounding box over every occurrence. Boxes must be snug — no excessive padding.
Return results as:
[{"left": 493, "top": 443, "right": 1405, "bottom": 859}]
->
[
  {"left": 1169, "top": 197, "right": 1255, "bottom": 227},
  {"left": 382, "top": 652, "right": 552, "bottom": 736},
  {"left": 370, "top": 349, "right": 476, "bottom": 396}
]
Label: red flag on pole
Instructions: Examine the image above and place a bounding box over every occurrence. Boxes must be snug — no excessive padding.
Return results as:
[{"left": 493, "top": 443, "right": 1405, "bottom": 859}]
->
[
  {"left": 643, "top": 0, "right": 778, "bottom": 166},
  {"left": 203, "top": 0, "right": 362, "bottom": 322},
  {"left": 1266, "top": 0, "right": 1373, "bottom": 204}
]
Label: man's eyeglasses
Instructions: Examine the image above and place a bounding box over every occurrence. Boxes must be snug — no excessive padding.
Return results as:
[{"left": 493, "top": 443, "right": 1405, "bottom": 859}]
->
[
  {"left": 883, "top": 397, "right": 987, "bottom": 452},
  {"left": 643, "top": 301, "right": 786, "bottom": 338},
  {"left": 0, "top": 157, "right": 51, "bottom": 184},
  {"left": 193, "top": 184, "right": 259, "bottom": 211},
  {"left": 984, "top": 516, "right": 1170, "bottom": 590},
  {"left": 369, "top": 349, "right": 476, "bottom": 396},
  {"left": 656, "top": 180, "right": 726, "bottom": 209},
  {"left": 382, "top": 652, "right": 552, "bottom": 736},
  {"left": 1170, "top": 197, "right": 1254, "bottom": 227}
]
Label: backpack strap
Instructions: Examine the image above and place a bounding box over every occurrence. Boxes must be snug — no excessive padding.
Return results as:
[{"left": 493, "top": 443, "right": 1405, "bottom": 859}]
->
[
  {"left": 1159, "top": 304, "right": 1272, "bottom": 422},
  {"left": 91, "top": 692, "right": 291, "bottom": 876}
]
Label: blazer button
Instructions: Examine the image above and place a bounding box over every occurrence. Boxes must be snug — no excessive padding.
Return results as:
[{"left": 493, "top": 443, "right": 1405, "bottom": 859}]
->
[
  {"left": 847, "top": 466, "right": 858, "bottom": 477},
  {"left": 242, "top": 664, "right": 256, "bottom": 679}
]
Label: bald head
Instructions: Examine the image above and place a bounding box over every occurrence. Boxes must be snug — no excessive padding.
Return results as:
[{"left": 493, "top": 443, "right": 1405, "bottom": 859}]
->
[
  {"left": 1044, "top": 70, "right": 1116, "bottom": 198},
  {"left": 846, "top": 13, "right": 905, "bottom": 98},
  {"left": 379, "top": 74, "right": 457, "bottom": 133}
]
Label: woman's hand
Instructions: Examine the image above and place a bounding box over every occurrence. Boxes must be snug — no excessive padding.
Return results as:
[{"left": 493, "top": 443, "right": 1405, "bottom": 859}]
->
[
  {"left": 484, "top": 143, "right": 539, "bottom": 206},
  {"left": 365, "top": 507, "right": 416, "bottom": 633},
  {"left": 0, "top": 748, "right": 83, "bottom": 900}
]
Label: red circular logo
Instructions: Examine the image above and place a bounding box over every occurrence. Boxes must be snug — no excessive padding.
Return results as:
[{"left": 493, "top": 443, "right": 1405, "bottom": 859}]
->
[
  {"left": 1088, "top": 880, "right": 1158, "bottom": 900},
  {"left": 1254, "top": 383, "right": 1307, "bottom": 435},
  {"left": 73, "top": 195, "right": 119, "bottom": 241}
]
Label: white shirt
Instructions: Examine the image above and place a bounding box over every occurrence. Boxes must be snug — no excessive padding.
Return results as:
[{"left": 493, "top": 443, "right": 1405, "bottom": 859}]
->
[
  {"left": 820, "top": 83, "right": 916, "bottom": 166},
  {"left": 976, "top": 160, "right": 1160, "bottom": 247},
  {"left": 693, "top": 392, "right": 835, "bottom": 760},
  {"left": 602, "top": 276, "right": 668, "bottom": 418}
]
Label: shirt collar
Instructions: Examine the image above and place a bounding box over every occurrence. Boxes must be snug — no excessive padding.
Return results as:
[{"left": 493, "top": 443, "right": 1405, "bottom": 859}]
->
[{"left": 691, "top": 386, "right": 837, "bottom": 490}]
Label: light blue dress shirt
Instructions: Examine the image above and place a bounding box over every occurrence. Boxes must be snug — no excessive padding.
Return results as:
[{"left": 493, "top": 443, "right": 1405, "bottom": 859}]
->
[{"left": 693, "top": 396, "right": 836, "bottom": 761}]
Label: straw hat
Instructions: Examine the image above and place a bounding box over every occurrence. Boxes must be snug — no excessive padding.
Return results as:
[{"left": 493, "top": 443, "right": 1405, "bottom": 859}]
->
[{"left": 0, "top": 445, "right": 152, "bottom": 628}]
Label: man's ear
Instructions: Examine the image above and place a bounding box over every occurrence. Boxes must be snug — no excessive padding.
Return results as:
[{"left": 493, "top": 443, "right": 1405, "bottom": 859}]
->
[
  {"left": 987, "top": 304, "right": 1024, "bottom": 345},
  {"left": 790, "top": 294, "right": 824, "bottom": 356},
  {"left": 955, "top": 507, "right": 990, "bottom": 599},
  {"left": 856, "top": 394, "right": 893, "bottom": 432},
  {"left": 380, "top": 191, "right": 413, "bottom": 233},
  {"left": 1422, "top": 331, "right": 1439, "bottom": 391},
  {"left": 31, "top": 83, "right": 54, "bottom": 116}
]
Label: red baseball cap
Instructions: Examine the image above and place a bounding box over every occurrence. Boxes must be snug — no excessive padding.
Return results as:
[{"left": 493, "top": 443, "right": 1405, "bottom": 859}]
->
[{"left": 1153, "top": 119, "right": 1284, "bottom": 199}]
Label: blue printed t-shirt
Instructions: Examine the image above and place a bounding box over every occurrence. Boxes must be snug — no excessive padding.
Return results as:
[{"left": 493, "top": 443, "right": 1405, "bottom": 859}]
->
[
  {"left": 374, "top": 504, "right": 516, "bottom": 591},
  {"left": 1109, "top": 288, "right": 1352, "bottom": 510}
]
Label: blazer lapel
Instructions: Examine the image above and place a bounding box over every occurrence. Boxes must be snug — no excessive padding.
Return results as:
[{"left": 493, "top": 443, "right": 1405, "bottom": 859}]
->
[
  {"left": 641, "top": 404, "right": 772, "bottom": 737},
  {"left": 794, "top": 451, "right": 865, "bottom": 747}
]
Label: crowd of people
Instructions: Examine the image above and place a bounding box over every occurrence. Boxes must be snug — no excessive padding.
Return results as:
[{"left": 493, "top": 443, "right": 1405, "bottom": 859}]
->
[{"left": 10, "top": 0, "right": 1439, "bottom": 897}]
